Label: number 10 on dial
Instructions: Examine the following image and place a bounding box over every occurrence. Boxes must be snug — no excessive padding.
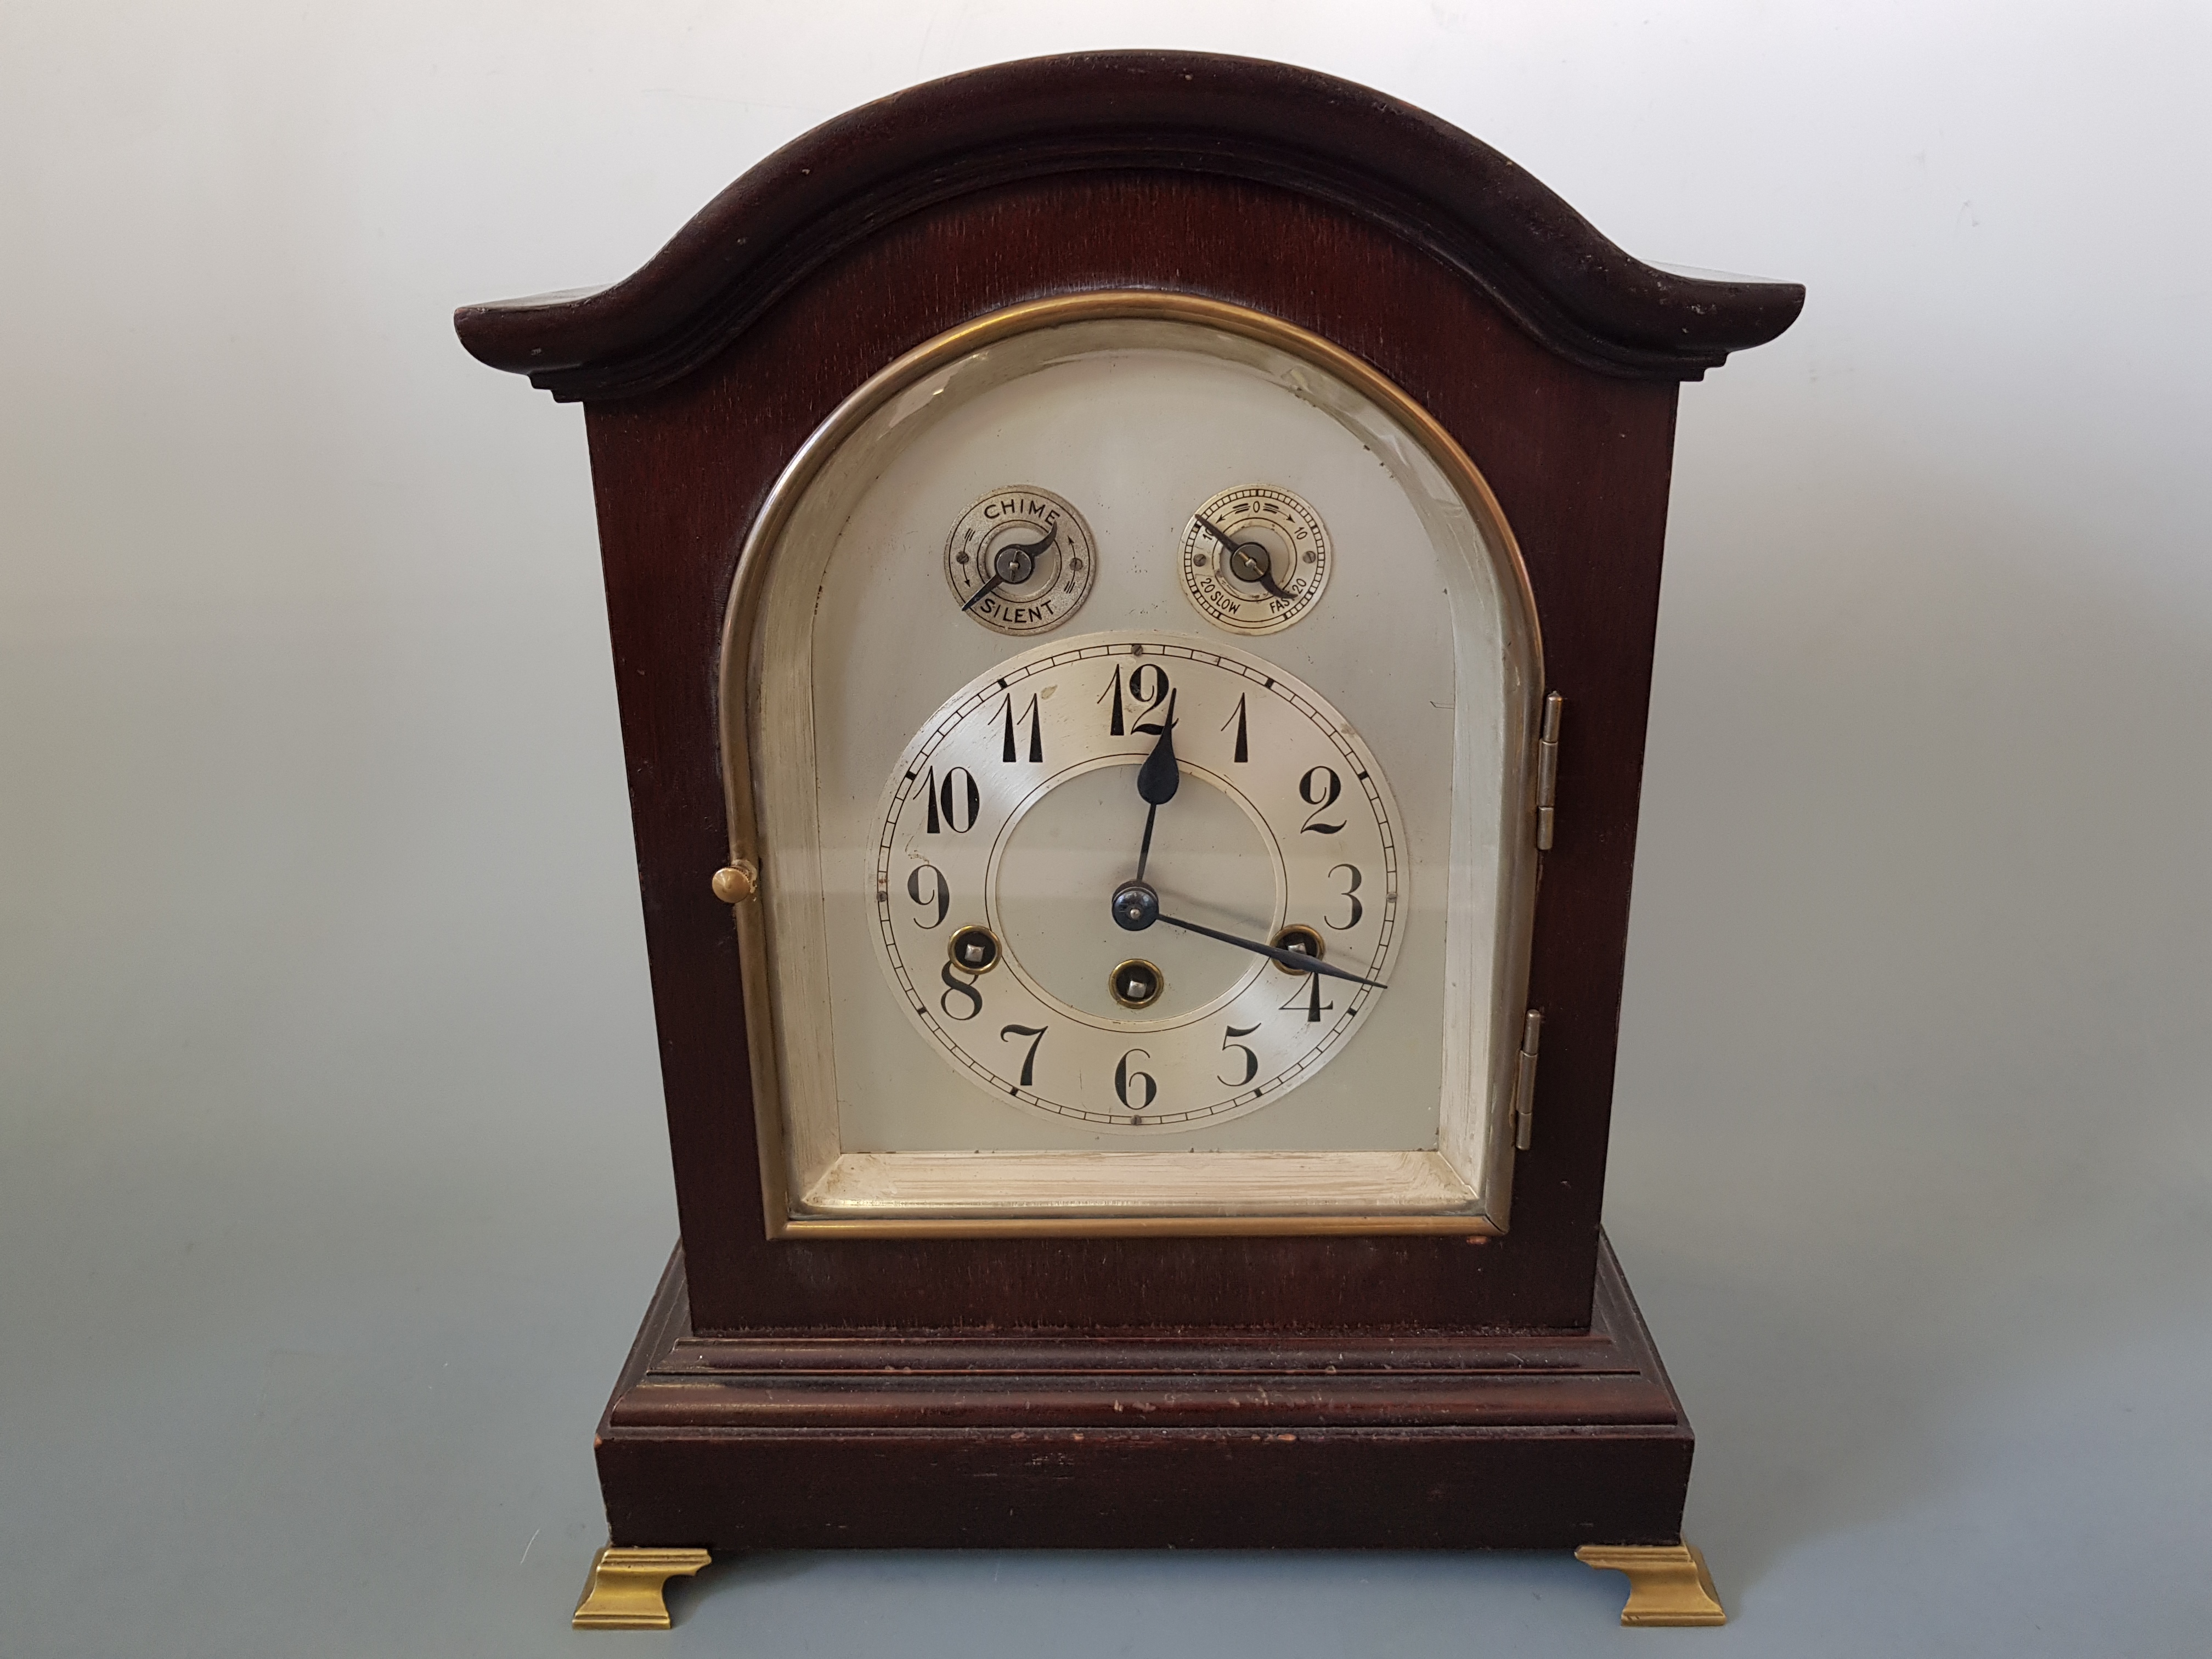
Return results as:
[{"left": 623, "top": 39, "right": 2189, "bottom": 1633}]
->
[{"left": 871, "top": 634, "right": 1402, "bottom": 1130}]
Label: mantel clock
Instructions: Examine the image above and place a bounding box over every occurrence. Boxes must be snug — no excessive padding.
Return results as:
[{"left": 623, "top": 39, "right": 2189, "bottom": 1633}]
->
[{"left": 456, "top": 52, "right": 1801, "bottom": 1632}]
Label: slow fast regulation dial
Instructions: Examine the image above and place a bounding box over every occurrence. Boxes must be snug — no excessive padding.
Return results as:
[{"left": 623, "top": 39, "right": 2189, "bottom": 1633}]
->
[
  {"left": 1178, "top": 486, "right": 1330, "bottom": 634},
  {"left": 871, "top": 634, "right": 1401, "bottom": 1130}
]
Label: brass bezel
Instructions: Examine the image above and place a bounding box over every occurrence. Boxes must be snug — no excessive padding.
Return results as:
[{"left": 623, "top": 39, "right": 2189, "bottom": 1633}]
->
[
  {"left": 1109, "top": 958, "right": 1165, "bottom": 1009},
  {"left": 716, "top": 291, "right": 1547, "bottom": 1239},
  {"left": 947, "top": 923, "right": 1001, "bottom": 975},
  {"left": 1268, "top": 924, "right": 1325, "bottom": 974}
]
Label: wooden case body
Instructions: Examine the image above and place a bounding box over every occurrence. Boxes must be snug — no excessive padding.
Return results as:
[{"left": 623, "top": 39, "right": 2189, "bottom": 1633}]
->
[{"left": 455, "top": 51, "right": 1800, "bottom": 1551}]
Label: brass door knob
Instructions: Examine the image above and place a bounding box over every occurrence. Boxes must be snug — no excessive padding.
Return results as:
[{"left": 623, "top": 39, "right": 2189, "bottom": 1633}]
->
[{"left": 712, "top": 861, "right": 758, "bottom": 903}]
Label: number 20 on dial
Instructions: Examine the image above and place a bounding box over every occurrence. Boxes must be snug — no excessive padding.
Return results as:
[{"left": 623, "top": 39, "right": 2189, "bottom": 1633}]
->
[{"left": 871, "top": 633, "right": 1403, "bottom": 1130}]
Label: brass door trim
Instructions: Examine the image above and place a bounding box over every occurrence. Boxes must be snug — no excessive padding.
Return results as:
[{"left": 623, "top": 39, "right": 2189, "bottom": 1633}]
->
[{"left": 716, "top": 291, "right": 1546, "bottom": 1239}]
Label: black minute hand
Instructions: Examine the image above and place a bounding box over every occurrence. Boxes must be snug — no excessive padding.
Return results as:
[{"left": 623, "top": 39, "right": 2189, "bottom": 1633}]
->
[
  {"left": 1158, "top": 910, "right": 1387, "bottom": 989},
  {"left": 1110, "top": 878, "right": 1386, "bottom": 990}
]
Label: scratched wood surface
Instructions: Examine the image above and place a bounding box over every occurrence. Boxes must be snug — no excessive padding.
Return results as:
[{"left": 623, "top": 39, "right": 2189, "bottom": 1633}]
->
[{"left": 593, "top": 1237, "right": 1696, "bottom": 1550}]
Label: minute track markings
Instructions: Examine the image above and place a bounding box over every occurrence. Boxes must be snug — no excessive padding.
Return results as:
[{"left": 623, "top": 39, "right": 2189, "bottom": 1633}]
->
[{"left": 872, "top": 635, "right": 1400, "bottom": 1127}]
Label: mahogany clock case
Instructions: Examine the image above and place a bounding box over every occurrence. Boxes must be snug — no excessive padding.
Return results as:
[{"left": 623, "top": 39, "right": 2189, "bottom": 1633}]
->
[{"left": 456, "top": 51, "right": 1799, "bottom": 1554}]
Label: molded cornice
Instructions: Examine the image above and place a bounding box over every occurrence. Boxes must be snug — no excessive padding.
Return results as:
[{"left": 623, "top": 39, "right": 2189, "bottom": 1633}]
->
[{"left": 455, "top": 51, "right": 1803, "bottom": 400}]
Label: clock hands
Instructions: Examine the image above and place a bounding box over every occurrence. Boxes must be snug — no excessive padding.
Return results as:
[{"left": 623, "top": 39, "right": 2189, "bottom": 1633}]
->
[
  {"left": 1117, "top": 683, "right": 1380, "bottom": 988},
  {"left": 960, "top": 524, "right": 1058, "bottom": 614},
  {"left": 1109, "top": 879, "right": 1387, "bottom": 990},
  {"left": 1193, "top": 514, "right": 1294, "bottom": 601},
  {"left": 1131, "top": 688, "right": 1178, "bottom": 885}
]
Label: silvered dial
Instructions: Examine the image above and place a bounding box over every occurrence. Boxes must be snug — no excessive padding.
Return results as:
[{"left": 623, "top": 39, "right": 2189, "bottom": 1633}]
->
[{"left": 872, "top": 632, "right": 1402, "bottom": 1130}]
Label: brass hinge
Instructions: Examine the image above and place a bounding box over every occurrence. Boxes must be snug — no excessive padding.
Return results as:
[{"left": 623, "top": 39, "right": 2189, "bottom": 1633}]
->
[
  {"left": 1535, "top": 692, "right": 1564, "bottom": 850},
  {"left": 1513, "top": 1009, "right": 1544, "bottom": 1150}
]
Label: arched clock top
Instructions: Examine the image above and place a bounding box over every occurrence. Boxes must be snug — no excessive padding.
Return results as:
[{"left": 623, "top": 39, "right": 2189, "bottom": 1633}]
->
[
  {"left": 453, "top": 50, "right": 1804, "bottom": 400},
  {"left": 458, "top": 54, "right": 1803, "bottom": 1586}
]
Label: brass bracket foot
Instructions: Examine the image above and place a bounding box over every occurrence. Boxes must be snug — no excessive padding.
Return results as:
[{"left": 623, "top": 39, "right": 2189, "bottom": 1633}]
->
[
  {"left": 572, "top": 1545, "right": 713, "bottom": 1630},
  {"left": 1575, "top": 1541, "right": 1726, "bottom": 1627}
]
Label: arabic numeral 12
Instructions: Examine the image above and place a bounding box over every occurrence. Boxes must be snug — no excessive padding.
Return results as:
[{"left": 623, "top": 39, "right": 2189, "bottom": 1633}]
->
[{"left": 1098, "top": 662, "right": 1172, "bottom": 737}]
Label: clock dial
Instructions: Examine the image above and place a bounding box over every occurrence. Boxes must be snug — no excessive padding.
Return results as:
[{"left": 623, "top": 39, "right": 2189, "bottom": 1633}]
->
[
  {"left": 943, "top": 486, "right": 1097, "bottom": 634},
  {"left": 872, "top": 635, "right": 1401, "bottom": 1130},
  {"left": 1178, "top": 486, "right": 1330, "bottom": 633}
]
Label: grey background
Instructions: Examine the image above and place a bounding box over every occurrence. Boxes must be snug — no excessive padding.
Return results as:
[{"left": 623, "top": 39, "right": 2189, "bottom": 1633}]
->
[{"left": 3, "top": 3, "right": 2207, "bottom": 1654}]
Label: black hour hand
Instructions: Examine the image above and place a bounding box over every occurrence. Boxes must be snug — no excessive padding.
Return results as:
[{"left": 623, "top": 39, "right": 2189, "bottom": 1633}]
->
[
  {"left": 1132, "top": 689, "right": 1177, "bottom": 884},
  {"left": 1137, "top": 689, "right": 1180, "bottom": 805}
]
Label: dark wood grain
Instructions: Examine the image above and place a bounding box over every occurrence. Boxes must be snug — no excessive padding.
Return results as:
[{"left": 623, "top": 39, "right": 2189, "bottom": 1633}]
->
[
  {"left": 594, "top": 1235, "right": 1694, "bottom": 1549},
  {"left": 455, "top": 51, "right": 1802, "bottom": 398},
  {"left": 578, "top": 168, "right": 1677, "bottom": 1335},
  {"left": 458, "top": 54, "right": 1802, "bottom": 1559}
]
